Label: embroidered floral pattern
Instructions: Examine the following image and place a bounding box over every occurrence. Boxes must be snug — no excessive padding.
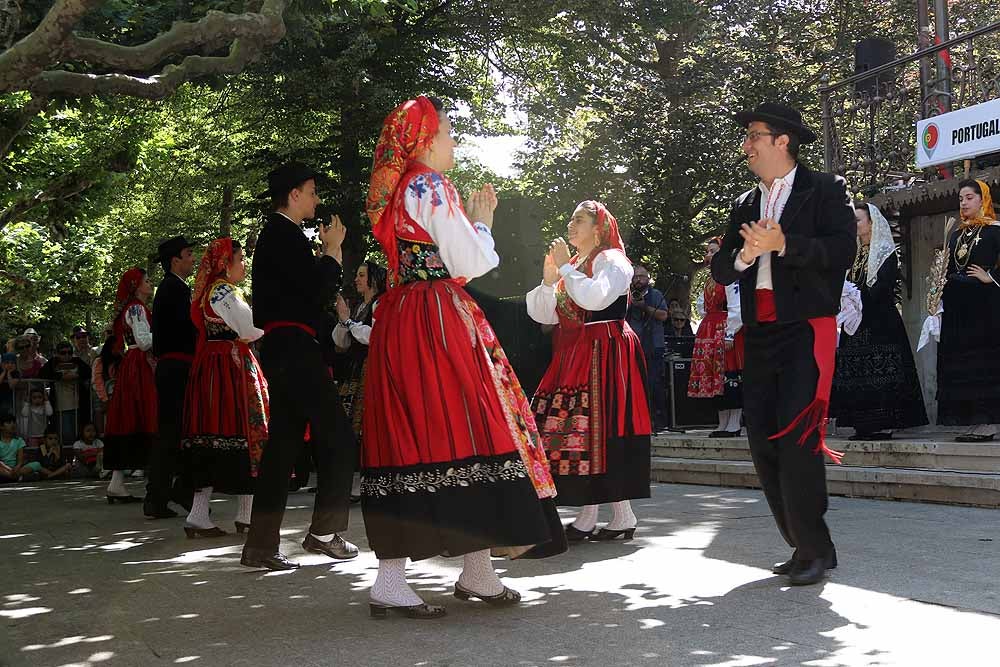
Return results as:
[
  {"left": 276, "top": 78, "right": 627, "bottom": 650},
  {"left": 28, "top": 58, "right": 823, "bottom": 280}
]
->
[
  {"left": 362, "top": 456, "right": 529, "bottom": 496},
  {"left": 399, "top": 238, "right": 451, "bottom": 283}
]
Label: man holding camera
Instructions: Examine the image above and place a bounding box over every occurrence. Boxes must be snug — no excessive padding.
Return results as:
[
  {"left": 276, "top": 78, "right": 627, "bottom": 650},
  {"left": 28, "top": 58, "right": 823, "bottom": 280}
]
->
[
  {"left": 627, "top": 265, "right": 670, "bottom": 431},
  {"left": 241, "top": 162, "right": 359, "bottom": 571}
]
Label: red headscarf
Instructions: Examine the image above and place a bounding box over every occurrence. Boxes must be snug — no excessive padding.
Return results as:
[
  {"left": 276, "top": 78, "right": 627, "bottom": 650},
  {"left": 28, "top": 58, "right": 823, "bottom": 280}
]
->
[
  {"left": 190, "top": 238, "right": 236, "bottom": 343},
  {"left": 556, "top": 201, "right": 630, "bottom": 326},
  {"left": 568, "top": 200, "right": 629, "bottom": 265},
  {"left": 111, "top": 267, "right": 150, "bottom": 355},
  {"left": 366, "top": 96, "right": 440, "bottom": 279}
]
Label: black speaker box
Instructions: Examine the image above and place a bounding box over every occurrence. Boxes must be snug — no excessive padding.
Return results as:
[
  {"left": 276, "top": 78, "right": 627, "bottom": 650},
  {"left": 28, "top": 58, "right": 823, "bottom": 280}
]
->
[{"left": 666, "top": 357, "right": 719, "bottom": 429}]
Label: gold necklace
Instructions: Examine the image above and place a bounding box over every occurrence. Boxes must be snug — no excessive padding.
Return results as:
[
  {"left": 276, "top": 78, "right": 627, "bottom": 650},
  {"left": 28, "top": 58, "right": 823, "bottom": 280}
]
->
[
  {"left": 851, "top": 243, "right": 870, "bottom": 284},
  {"left": 954, "top": 226, "right": 984, "bottom": 269}
]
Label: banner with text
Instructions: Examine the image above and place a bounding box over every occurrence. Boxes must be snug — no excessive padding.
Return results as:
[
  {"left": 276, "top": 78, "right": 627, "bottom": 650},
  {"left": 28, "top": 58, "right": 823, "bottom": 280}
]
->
[{"left": 916, "top": 98, "right": 1000, "bottom": 168}]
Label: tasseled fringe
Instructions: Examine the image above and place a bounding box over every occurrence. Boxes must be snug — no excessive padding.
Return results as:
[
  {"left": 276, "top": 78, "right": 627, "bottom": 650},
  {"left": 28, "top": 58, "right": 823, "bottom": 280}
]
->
[{"left": 768, "top": 398, "right": 844, "bottom": 464}]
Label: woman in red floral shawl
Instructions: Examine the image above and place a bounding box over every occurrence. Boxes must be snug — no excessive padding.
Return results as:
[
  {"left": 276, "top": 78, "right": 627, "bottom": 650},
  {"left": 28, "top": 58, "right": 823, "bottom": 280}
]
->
[
  {"left": 104, "top": 267, "right": 156, "bottom": 504},
  {"left": 527, "top": 201, "right": 652, "bottom": 542},
  {"left": 362, "top": 96, "right": 566, "bottom": 620},
  {"left": 180, "top": 238, "right": 268, "bottom": 538}
]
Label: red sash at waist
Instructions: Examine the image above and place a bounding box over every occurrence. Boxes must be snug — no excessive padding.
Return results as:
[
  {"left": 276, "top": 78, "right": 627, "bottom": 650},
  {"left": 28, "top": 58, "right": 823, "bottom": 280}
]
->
[
  {"left": 755, "top": 289, "right": 777, "bottom": 323},
  {"left": 263, "top": 321, "right": 317, "bottom": 338}
]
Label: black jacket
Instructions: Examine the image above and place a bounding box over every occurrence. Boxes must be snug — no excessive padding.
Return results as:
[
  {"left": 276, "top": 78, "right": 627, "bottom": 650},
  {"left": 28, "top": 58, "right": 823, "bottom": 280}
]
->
[
  {"left": 711, "top": 162, "right": 857, "bottom": 326},
  {"left": 152, "top": 273, "right": 197, "bottom": 357},
  {"left": 252, "top": 212, "right": 343, "bottom": 333}
]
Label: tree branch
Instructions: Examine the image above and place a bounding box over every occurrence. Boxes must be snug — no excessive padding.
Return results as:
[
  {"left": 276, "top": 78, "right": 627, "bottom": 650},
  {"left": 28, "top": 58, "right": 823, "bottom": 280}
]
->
[
  {"left": 0, "top": 0, "right": 289, "bottom": 99},
  {"left": 0, "top": 95, "right": 50, "bottom": 160},
  {"left": 0, "top": 174, "right": 96, "bottom": 232}
]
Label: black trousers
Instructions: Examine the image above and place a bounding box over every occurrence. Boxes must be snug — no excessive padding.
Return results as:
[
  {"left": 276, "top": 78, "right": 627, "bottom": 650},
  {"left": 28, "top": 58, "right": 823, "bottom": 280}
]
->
[
  {"left": 147, "top": 359, "right": 194, "bottom": 509},
  {"left": 246, "top": 328, "right": 356, "bottom": 553},
  {"left": 743, "top": 321, "right": 834, "bottom": 562}
]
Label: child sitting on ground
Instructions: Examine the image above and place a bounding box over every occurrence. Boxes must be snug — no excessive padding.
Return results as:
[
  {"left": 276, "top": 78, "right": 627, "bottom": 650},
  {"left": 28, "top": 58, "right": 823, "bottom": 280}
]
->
[
  {"left": 72, "top": 423, "right": 106, "bottom": 478},
  {"left": 37, "top": 428, "right": 70, "bottom": 479},
  {"left": 0, "top": 413, "right": 37, "bottom": 481}
]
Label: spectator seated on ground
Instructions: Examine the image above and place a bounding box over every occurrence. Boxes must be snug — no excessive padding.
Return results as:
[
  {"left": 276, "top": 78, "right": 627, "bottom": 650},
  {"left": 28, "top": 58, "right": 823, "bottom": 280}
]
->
[
  {"left": 0, "top": 413, "right": 36, "bottom": 482},
  {"left": 72, "top": 423, "right": 106, "bottom": 478},
  {"left": 35, "top": 428, "right": 70, "bottom": 480}
]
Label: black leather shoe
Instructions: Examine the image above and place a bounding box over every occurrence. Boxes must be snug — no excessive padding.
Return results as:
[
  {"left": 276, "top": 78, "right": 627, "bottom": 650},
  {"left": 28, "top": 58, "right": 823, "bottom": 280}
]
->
[
  {"left": 773, "top": 548, "right": 837, "bottom": 575},
  {"left": 709, "top": 430, "right": 739, "bottom": 438},
  {"left": 772, "top": 557, "right": 797, "bottom": 575},
  {"left": 369, "top": 602, "right": 447, "bottom": 619},
  {"left": 788, "top": 558, "right": 827, "bottom": 586},
  {"left": 144, "top": 502, "right": 178, "bottom": 519},
  {"left": 240, "top": 548, "right": 299, "bottom": 570},
  {"left": 302, "top": 534, "right": 359, "bottom": 560}
]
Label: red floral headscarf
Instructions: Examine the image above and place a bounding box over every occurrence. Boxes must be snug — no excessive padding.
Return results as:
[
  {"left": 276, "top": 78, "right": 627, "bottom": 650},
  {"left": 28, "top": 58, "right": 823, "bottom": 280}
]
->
[
  {"left": 111, "top": 267, "right": 150, "bottom": 355},
  {"left": 556, "top": 201, "right": 630, "bottom": 326},
  {"left": 190, "top": 238, "right": 236, "bottom": 342},
  {"left": 366, "top": 96, "right": 440, "bottom": 279}
]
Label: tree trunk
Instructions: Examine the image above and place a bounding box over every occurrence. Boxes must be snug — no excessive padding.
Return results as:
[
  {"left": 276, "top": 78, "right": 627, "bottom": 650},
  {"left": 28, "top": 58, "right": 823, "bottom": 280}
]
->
[{"left": 220, "top": 184, "right": 234, "bottom": 237}]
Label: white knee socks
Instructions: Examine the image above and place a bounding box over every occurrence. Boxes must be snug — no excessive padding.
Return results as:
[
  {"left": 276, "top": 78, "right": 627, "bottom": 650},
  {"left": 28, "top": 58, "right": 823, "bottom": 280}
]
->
[
  {"left": 606, "top": 500, "right": 637, "bottom": 531},
  {"left": 186, "top": 487, "right": 215, "bottom": 529},
  {"left": 457, "top": 549, "right": 504, "bottom": 596},
  {"left": 727, "top": 408, "right": 743, "bottom": 433},
  {"left": 371, "top": 558, "right": 424, "bottom": 607},
  {"left": 717, "top": 410, "right": 730, "bottom": 432},
  {"left": 571, "top": 504, "right": 599, "bottom": 532},
  {"left": 236, "top": 495, "right": 253, "bottom": 525},
  {"left": 107, "top": 470, "right": 127, "bottom": 496}
]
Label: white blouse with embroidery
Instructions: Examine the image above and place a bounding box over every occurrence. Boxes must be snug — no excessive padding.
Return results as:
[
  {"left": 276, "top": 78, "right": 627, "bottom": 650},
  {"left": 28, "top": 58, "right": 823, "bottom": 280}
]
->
[
  {"left": 333, "top": 301, "right": 374, "bottom": 348},
  {"left": 403, "top": 172, "right": 499, "bottom": 281},
  {"left": 125, "top": 305, "right": 153, "bottom": 351},
  {"left": 211, "top": 283, "right": 264, "bottom": 342},
  {"left": 526, "top": 249, "right": 634, "bottom": 325}
]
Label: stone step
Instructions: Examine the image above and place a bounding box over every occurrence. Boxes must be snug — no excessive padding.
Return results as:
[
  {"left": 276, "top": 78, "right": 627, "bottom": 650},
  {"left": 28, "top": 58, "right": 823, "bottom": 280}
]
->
[
  {"left": 650, "top": 456, "right": 1000, "bottom": 509},
  {"left": 651, "top": 434, "right": 1000, "bottom": 473}
]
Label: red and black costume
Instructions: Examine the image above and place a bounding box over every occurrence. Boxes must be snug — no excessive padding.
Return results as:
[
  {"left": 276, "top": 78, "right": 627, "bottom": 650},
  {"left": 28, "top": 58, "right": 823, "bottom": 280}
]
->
[
  {"left": 526, "top": 204, "right": 652, "bottom": 507},
  {"left": 104, "top": 268, "right": 157, "bottom": 471},
  {"left": 182, "top": 238, "right": 269, "bottom": 494},
  {"left": 362, "top": 97, "right": 564, "bottom": 561}
]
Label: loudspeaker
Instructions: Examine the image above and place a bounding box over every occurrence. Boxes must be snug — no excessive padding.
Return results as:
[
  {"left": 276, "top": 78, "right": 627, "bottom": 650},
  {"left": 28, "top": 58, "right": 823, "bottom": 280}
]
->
[
  {"left": 476, "top": 196, "right": 546, "bottom": 300},
  {"left": 666, "top": 357, "right": 720, "bottom": 429},
  {"left": 854, "top": 38, "right": 896, "bottom": 96}
]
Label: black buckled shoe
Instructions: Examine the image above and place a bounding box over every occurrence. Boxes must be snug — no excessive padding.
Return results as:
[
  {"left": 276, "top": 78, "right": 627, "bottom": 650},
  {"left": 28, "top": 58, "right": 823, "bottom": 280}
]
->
[
  {"left": 590, "top": 527, "right": 636, "bottom": 541},
  {"left": 240, "top": 548, "right": 299, "bottom": 571},
  {"left": 183, "top": 525, "right": 228, "bottom": 539},
  {"left": 564, "top": 525, "right": 594, "bottom": 542},
  {"left": 369, "top": 601, "right": 446, "bottom": 619},
  {"left": 302, "top": 533, "right": 359, "bottom": 560},
  {"left": 453, "top": 582, "right": 521, "bottom": 606}
]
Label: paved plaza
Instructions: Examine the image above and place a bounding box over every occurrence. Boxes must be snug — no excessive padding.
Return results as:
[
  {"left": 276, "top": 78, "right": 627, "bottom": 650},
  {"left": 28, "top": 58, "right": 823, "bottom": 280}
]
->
[{"left": 1, "top": 479, "right": 998, "bottom": 666}]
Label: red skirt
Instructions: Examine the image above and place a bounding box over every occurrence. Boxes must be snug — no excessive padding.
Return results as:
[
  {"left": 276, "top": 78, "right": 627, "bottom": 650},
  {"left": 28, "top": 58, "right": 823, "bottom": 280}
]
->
[
  {"left": 182, "top": 339, "right": 269, "bottom": 494},
  {"left": 103, "top": 347, "right": 157, "bottom": 470},
  {"left": 532, "top": 320, "right": 652, "bottom": 506},
  {"left": 361, "top": 278, "right": 559, "bottom": 560}
]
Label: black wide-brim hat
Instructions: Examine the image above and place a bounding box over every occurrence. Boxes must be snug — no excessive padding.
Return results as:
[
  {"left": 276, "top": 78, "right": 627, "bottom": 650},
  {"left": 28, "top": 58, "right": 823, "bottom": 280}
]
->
[
  {"left": 735, "top": 102, "right": 817, "bottom": 144},
  {"left": 157, "top": 235, "right": 195, "bottom": 262},
  {"left": 257, "top": 161, "right": 319, "bottom": 200}
]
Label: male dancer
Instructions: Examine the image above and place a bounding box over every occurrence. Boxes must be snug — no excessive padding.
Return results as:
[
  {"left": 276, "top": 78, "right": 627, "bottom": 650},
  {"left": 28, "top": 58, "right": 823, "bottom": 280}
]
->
[
  {"left": 711, "top": 102, "right": 856, "bottom": 585},
  {"left": 241, "top": 162, "right": 358, "bottom": 570},
  {"left": 146, "top": 235, "right": 197, "bottom": 519}
]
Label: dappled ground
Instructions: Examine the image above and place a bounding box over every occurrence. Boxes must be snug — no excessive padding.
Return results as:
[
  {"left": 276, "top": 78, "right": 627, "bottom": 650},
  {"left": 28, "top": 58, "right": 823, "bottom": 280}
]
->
[{"left": 1, "top": 480, "right": 998, "bottom": 666}]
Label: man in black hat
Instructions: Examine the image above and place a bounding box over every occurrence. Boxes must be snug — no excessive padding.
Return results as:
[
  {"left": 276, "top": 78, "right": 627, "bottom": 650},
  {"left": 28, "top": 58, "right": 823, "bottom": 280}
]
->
[
  {"left": 241, "top": 161, "right": 359, "bottom": 570},
  {"left": 711, "top": 102, "right": 856, "bottom": 586},
  {"left": 145, "top": 235, "right": 197, "bottom": 519}
]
